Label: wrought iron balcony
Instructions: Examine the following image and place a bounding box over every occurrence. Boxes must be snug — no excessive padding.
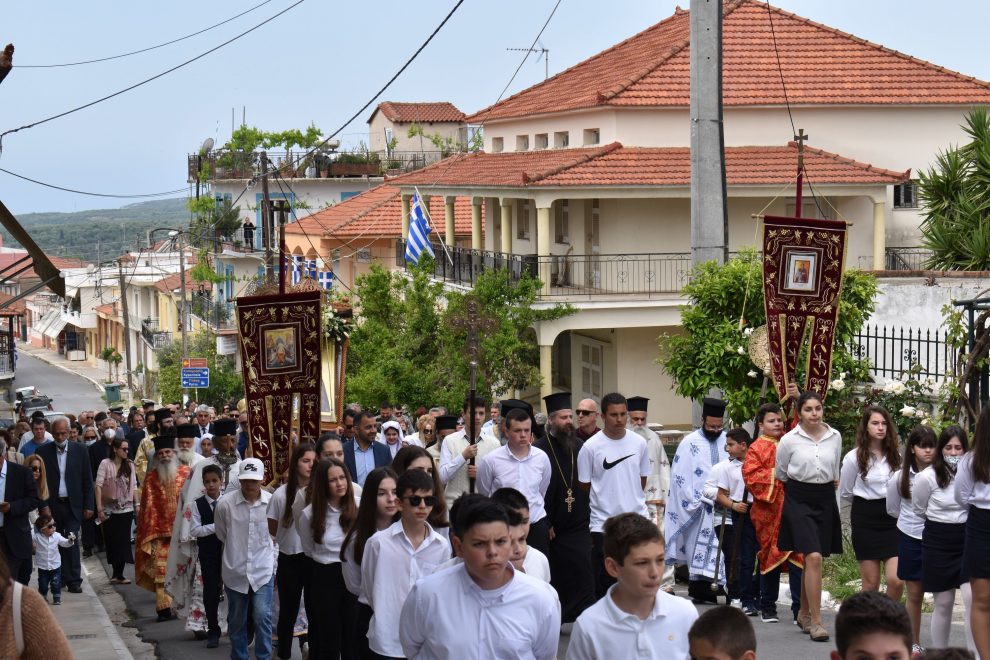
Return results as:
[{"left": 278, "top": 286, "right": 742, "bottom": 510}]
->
[
  {"left": 140, "top": 318, "right": 172, "bottom": 349},
  {"left": 885, "top": 247, "right": 934, "bottom": 271},
  {"left": 396, "top": 242, "right": 692, "bottom": 299},
  {"left": 189, "top": 150, "right": 448, "bottom": 182}
]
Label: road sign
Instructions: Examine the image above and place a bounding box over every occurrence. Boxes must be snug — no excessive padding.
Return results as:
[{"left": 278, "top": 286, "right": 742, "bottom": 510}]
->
[
  {"left": 182, "top": 357, "right": 208, "bottom": 368},
  {"left": 181, "top": 366, "right": 210, "bottom": 388}
]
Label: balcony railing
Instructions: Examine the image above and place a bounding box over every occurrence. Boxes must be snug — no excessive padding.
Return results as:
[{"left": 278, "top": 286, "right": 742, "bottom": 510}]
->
[
  {"left": 885, "top": 247, "right": 934, "bottom": 271},
  {"left": 189, "top": 150, "right": 448, "bottom": 182},
  {"left": 396, "top": 241, "right": 692, "bottom": 298},
  {"left": 141, "top": 318, "right": 172, "bottom": 349}
]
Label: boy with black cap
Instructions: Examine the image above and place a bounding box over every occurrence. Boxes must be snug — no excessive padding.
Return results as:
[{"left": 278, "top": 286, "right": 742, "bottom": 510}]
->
[
  {"left": 664, "top": 396, "right": 730, "bottom": 603},
  {"left": 427, "top": 414, "right": 458, "bottom": 464},
  {"left": 577, "top": 392, "right": 652, "bottom": 599},
  {"left": 438, "top": 397, "right": 500, "bottom": 509}
]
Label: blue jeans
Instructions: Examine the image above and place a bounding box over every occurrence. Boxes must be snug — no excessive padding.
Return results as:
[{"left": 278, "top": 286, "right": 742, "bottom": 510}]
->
[
  {"left": 730, "top": 511, "right": 760, "bottom": 609},
  {"left": 38, "top": 567, "right": 62, "bottom": 600},
  {"left": 760, "top": 561, "right": 803, "bottom": 617},
  {"left": 226, "top": 577, "right": 274, "bottom": 660}
]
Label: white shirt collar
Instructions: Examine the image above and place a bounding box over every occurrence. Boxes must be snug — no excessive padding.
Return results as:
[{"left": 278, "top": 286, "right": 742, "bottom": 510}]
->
[
  {"left": 457, "top": 560, "right": 517, "bottom": 598},
  {"left": 603, "top": 583, "right": 667, "bottom": 623}
]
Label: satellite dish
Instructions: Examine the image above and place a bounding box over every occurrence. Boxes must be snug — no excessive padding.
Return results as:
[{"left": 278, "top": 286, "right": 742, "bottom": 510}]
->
[
  {"left": 200, "top": 137, "right": 215, "bottom": 155},
  {"left": 326, "top": 139, "right": 340, "bottom": 150}
]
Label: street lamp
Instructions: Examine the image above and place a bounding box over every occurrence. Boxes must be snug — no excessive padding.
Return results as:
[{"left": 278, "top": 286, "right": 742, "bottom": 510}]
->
[{"left": 148, "top": 228, "right": 189, "bottom": 363}]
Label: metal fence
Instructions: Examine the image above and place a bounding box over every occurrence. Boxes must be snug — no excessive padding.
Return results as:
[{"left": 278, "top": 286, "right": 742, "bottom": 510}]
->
[
  {"left": 397, "top": 242, "right": 692, "bottom": 298},
  {"left": 189, "top": 150, "right": 448, "bottom": 181},
  {"left": 885, "top": 247, "right": 934, "bottom": 271},
  {"left": 849, "top": 324, "right": 956, "bottom": 382}
]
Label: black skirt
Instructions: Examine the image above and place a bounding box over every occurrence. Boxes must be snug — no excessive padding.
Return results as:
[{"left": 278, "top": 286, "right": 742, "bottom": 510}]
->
[
  {"left": 851, "top": 496, "right": 899, "bottom": 560},
  {"left": 896, "top": 532, "right": 923, "bottom": 582},
  {"left": 964, "top": 506, "right": 990, "bottom": 580},
  {"left": 103, "top": 510, "right": 134, "bottom": 566},
  {"left": 779, "top": 480, "right": 843, "bottom": 557},
  {"left": 922, "top": 520, "right": 966, "bottom": 593}
]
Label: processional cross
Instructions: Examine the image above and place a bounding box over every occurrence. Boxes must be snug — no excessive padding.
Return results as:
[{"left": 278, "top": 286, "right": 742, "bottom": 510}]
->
[{"left": 449, "top": 295, "right": 497, "bottom": 493}]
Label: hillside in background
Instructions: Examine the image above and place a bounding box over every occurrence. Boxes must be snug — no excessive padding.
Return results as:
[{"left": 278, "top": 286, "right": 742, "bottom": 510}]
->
[{"left": 1, "top": 197, "right": 190, "bottom": 263}]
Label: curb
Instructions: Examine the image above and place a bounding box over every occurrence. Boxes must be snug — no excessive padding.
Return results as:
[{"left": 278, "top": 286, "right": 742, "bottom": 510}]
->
[{"left": 82, "top": 557, "right": 143, "bottom": 659}]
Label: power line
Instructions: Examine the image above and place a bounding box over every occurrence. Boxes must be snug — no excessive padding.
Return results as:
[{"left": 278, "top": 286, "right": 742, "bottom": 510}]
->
[
  {"left": 0, "top": 166, "right": 188, "bottom": 198},
  {"left": 0, "top": 0, "right": 305, "bottom": 151},
  {"left": 15, "top": 0, "right": 276, "bottom": 68}
]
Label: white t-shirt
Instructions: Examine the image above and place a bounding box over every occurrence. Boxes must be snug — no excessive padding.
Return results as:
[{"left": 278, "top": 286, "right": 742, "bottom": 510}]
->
[
  {"left": 706, "top": 458, "right": 751, "bottom": 503},
  {"left": 567, "top": 585, "right": 699, "bottom": 660},
  {"left": 577, "top": 429, "right": 650, "bottom": 532},
  {"left": 266, "top": 484, "right": 304, "bottom": 556}
]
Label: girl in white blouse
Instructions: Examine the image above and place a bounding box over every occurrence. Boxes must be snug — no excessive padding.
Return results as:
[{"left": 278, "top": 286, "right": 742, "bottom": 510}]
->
[
  {"left": 956, "top": 405, "right": 990, "bottom": 660},
  {"left": 886, "top": 425, "right": 936, "bottom": 655},
  {"left": 775, "top": 391, "right": 843, "bottom": 643},
  {"left": 839, "top": 405, "right": 903, "bottom": 600},
  {"left": 296, "top": 458, "right": 358, "bottom": 660},
  {"left": 912, "top": 425, "right": 977, "bottom": 655}
]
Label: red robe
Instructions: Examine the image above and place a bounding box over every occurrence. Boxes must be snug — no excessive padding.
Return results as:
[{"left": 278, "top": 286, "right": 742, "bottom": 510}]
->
[
  {"left": 741, "top": 435, "right": 803, "bottom": 573},
  {"left": 135, "top": 465, "right": 191, "bottom": 599}
]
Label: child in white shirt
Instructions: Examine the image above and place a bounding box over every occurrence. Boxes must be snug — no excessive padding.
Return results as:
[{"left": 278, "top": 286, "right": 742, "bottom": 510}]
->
[{"left": 33, "top": 514, "right": 76, "bottom": 604}]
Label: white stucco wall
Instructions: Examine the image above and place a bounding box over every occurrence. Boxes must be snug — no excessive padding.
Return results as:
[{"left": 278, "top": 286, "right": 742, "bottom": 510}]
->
[
  {"left": 369, "top": 115, "right": 464, "bottom": 152},
  {"left": 211, "top": 179, "right": 384, "bottom": 230},
  {"left": 869, "top": 276, "right": 990, "bottom": 332}
]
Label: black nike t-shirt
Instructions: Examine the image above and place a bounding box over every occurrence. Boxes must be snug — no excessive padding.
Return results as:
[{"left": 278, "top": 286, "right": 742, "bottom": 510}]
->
[{"left": 576, "top": 429, "right": 650, "bottom": 532}]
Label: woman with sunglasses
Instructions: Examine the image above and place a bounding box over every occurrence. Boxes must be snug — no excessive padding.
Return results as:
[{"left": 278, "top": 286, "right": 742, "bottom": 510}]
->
[
  {"left": 24, "top": 454, "right": 50, "bottom": 527},
  {"left": 415, "top": 414, "right": 438, "bottom": 455},
  {"left": 95, "top": 438, "right": 138, "bottom": 584},
  {"left": 913, "top": 425, "right": 977, "bottom": 654},
  {"left": 296, "top": 458, "right": 358, "bottom": 659}
]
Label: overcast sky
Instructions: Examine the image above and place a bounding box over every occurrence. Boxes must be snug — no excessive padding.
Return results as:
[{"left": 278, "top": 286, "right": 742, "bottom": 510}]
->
[{"left": 2, "top": 0, "right": 988, "bottom": 214}]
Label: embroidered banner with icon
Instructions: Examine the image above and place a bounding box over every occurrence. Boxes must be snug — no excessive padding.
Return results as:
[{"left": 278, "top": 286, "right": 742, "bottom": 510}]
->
[
  {"left": 237, "top": 289, "right": 322, "bottom": 484},
  {"left": 761, "top": 215, "right": 847, "bottom": 401}
]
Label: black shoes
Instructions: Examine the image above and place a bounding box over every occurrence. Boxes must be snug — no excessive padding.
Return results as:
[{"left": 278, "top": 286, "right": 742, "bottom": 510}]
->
[
  {"left": 67, "top": 584, "right": 83, "bottom": 594},
  {"left": 206, "top": 631, "right": 220, "bottom": 649}
]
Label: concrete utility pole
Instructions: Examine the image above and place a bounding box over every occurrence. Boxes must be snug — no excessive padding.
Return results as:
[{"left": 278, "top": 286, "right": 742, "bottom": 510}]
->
[
  {"left": 117, "top": 259, "right": 134, "bottom": 393},
  {"left": 260, "top": 151, "right": 274, "bottom": 283},
  {"left": 689, "top": 0, "right": 728, "bottom": 267},
  {"left": 176, "top": 233, "right": 189, "bottom": 360}
]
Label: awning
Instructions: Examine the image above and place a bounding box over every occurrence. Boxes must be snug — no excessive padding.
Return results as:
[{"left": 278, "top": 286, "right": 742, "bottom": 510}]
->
[
  {"left": 33, "top": 309, "right": 59, "bottom": 336},
  {"left": 43, "top": 314, "right": 68, "bottom": 339}
]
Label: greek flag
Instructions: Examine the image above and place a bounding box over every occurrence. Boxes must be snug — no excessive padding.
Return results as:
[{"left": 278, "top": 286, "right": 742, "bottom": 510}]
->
[
  {"left": 404, "top": 193, "right": 434, "bottom": 264},
  {"left": 290, "top": 256, "right": 302, "bottom": 285},
  {"left": 305, "top": 259, "right": 318, "bottom": 280},
  {"left": 318, "top": 270, "right": 334, "bottom": 290}
]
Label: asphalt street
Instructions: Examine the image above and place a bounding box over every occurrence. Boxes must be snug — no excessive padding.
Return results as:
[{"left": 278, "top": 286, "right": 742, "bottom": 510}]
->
[{"left": 18, "top": 350, "right": 974, "bottom": 659}]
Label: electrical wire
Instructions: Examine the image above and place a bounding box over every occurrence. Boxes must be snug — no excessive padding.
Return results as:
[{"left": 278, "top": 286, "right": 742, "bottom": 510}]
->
[
  {"left": 16, "top": 0, "right": 276, "bottom": 68},
  {"left": 0, "top": 166, "right": 188, "bottom": 198},
  {"left": 0, "top": 0, "right": 305, "bottom": 151}
]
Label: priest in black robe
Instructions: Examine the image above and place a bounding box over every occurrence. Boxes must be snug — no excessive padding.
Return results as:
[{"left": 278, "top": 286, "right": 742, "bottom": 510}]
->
[{"left": 535, "top": 391, "right": 595, "bottom": 623}]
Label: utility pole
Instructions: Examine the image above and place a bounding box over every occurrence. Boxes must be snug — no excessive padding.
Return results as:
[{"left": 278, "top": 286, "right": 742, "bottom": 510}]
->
[
  {"left": 689, "top": 0, "right": 728, "bottom": 267},
  {"left": 260, "top": 151, "right": 274, "bottom": 283},
  {"left": 117, "top": 259, "right": 134, "bottom": 394},
  {"left": 177, "top": 233, "right": 189, "bottom": 363}
]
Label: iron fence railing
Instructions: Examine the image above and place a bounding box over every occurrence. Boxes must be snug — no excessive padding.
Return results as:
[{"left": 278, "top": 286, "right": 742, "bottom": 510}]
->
[
  {"left": 885, "top": 247, "right": 934, "bottom": 271},
  {"left": 141, "top": 319, "right": 172, "bottom": 349},
  {"left": 849, "top": 324, "right": 956, "bottom": 382},
  {"left": 396, "top": 241, "right": 692, "bottom": 298},
  {"left": 189, "top": 150, "right": 448, "bottom": 181}
]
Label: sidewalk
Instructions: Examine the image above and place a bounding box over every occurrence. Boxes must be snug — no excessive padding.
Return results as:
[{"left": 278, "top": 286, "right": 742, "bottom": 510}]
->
[{"left": 17, "top": 342, "right": 128, "bottom": 400}]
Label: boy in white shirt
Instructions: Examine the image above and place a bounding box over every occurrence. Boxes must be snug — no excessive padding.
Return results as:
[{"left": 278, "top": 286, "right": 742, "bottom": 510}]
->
[
  {"left": 32, "top": 514, "right": 75, "bottom": 604},
  {"left": 576, "top": 392, "right": 651, "bottom": 598},
  {"left": 490, "top": 488, "right": 552, "bottom": 582},
  {"left": 363, "top": 468, "right": 450, "bottom": 659},
  {"left": 567, "top": 513, "right": 698, "bottom": 660},
  {"left": 702, "top": 428, "right": 757, "bottom": 612}
]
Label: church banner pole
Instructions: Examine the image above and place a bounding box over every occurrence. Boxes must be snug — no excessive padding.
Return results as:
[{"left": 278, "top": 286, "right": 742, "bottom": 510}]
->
[{"left": 468, "top": 359, "right": 477, "bottom": 493}]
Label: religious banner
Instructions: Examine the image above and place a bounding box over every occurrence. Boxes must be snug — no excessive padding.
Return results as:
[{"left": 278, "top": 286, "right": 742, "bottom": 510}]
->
[
  {"left": 761, "top": 215, "right": 847, "bottom": 401},
  {"left": 237, "top": 289, "right": 322, "bottom": 484}
]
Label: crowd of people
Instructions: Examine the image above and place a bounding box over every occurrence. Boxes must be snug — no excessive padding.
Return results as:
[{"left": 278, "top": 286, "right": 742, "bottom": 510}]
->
[{"left": 1, "top": 389, "right": 989, "bottom": 660}]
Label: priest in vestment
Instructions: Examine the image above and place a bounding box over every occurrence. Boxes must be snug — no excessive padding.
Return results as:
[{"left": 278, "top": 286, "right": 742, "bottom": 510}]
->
[
  {"left": 136, "top": 429, "right": 192, "bottom": 620},
  {"left": 165, "top": 419, "right": 240, "bottom": 635},
  {"left": 664, "top": 397, "right": 729, "bottom": 603},
  {"left": 534, "top": 392, "right": 595, "bottom": 624},
  {"left": 625, "top": 396, "right": 670, "bottom": 529}
]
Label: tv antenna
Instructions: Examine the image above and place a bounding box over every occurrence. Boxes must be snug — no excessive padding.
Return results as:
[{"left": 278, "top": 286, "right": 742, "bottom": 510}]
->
[{"left": 506, "top": 41, "right": 549, "bottom": 80}]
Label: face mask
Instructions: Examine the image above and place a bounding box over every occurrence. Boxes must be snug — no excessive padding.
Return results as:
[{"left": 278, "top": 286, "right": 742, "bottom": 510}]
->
[
  {"left": 104, "top": 428, "right": 116, "bottom": 440},
  {"left": 944, "top": 454, "right": 962, "bottom": 467}
]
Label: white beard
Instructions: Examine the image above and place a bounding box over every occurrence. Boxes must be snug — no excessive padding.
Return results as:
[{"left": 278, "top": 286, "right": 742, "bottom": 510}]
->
[
  {"left": 177, "top": 448, "right": 196, "bottom": 466},
  {"left": 156, "top": 458, "right": 177, "bottom": 483}
]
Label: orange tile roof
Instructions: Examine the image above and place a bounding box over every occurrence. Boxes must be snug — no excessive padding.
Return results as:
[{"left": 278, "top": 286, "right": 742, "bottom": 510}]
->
[
  {"left": 95, "top": 302, "right": 116, "bottom": 317},
  {"left": 468, "top": 0, "right": 990, "bottom": 123},
  {"left": 392, "top": 143, "right": 908, "bottom": 188},
  {"left": 153, "top": 272, "right": 198, "bottom": 294},
  {"left": 284, "top": 184, "right": 482, "bottom": 240},
  {"left": 0, "top": 292, "right": 26, "bottom": 317},
  {"left": 371, "top": 101, "right": 465, "bottom": 124}
]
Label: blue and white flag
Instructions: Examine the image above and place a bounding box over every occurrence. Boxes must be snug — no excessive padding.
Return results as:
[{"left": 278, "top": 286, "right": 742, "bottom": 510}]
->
[
  {"left": 318, "top": 270, "right": 334, "bottom": 290},
  {"left": 404, "top": 193, "right": 435, "bottom": 264},
  {"left": 305, "top": 259, "right": 318, "bottom": 280},
  {"left": 291, "top": 255, "right": 302, "bottom": 285}
]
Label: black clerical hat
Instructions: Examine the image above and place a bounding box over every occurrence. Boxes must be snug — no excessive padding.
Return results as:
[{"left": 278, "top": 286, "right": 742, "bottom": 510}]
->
[
  {"left": 702, "top": 397, "right": 727, "bottom": 418},
  {"left": 176, "top": 423, "right": 198, "bottom": 439},
  {"left": 627, "top": 396, "right": 649, "bottom": 412},
  {"left": 542, "top": 392, "right": 573, "bottom": 415},
  {"left": 435, "top": 415, "right": 459, "bottom": 432},
  {"left": 153, "top": 428, "right": 176, "bottom": 453},
  {"left": 154, "top": 407, "right": 172, "bottom": 421},
  {"left": 213, "top": 419, "right": 238, "bottom": 437}
]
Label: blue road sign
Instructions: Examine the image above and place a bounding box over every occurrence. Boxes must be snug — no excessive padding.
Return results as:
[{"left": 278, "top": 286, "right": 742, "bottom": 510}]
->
[{"left": 181, "top": 367, "right": 210, "bottom": 388}]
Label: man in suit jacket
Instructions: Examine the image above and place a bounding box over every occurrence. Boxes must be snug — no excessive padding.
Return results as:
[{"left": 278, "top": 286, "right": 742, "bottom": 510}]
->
[
  {"left": 343, "top": 411, "right": 391, "bottom": 487},
  {"left": 37, "top": 416, "right": 94, "bottom": 592},
  {"left": 0, "top": 456, "right": 42, "bottom": 584},
  {"left": 195, "top": 405, "right": 215, "bottom": 438}
]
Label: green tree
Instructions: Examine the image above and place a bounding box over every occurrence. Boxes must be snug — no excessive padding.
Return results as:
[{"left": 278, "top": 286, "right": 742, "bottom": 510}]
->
[
  {"left": 658, "top": 250, "right": 878, "bottom": 423},
  {"left": 346, "top": 260, "right": 574, "bottom": 411},
  {"left": 919, "top": 106, "right": 990, "bottom": 270},
  {"left": 155, "top": 328, "right": 243, "bottom": 406}
]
